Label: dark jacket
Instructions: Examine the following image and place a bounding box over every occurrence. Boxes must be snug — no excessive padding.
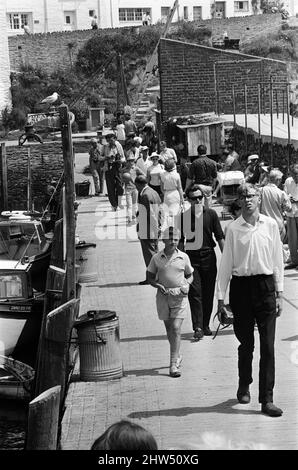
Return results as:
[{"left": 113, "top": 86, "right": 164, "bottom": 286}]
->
[{"left": 137, "top": 186, "right": 161, "bottom": 239}]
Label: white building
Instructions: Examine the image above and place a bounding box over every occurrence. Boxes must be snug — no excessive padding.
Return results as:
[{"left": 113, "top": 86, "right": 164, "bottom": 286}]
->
[
  {"left": 0, "top": 1, "right": 11, "bottom": 111},
  {"left": 6, "top": 0, "right": 296, "bottom": 36}
]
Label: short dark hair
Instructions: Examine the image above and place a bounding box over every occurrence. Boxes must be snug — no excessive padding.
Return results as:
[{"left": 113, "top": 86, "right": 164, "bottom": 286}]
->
[
  {"left": 185, "top": 183, "right": 203, "bottom": 198},
  {"left": 135, "top": 175, "right": 147, "bottom": 186},
  {"left": 197, "top": 144, "right": 207, "bottom": 156},
  {"left": 91, "top": 420, "right": 158, "bottom": 450}
]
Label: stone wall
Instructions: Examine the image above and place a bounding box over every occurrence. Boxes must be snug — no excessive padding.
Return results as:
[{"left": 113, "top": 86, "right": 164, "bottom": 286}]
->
[
  {"left": 8, "top": 26, "right": 130, "bottom": 74},
  {"left": 159, "top": 39, "right": 288, "bottom": 121},
  {"left": 1, "top": 143, "right": 64, "bottom": 211},
  {"left": 8, "top": 14, "right": 284, "bottom": 75}
]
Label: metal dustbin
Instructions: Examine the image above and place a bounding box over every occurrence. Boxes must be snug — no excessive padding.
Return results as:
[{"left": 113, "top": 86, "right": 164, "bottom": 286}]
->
[
  {"left": 75, "top": 241, "right": 97, "bottom": 283},
  {"left": 74, "top": 310, "right": 123, "bottom": 381}
]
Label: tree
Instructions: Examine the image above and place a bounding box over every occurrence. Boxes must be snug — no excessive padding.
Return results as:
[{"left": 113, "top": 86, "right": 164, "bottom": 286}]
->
[{"left": 260, "top": 0, "right": 286, "bottom": 14}]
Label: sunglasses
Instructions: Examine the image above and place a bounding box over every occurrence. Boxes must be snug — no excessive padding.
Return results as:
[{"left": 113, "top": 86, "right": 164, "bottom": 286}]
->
[{"left": 189, "top": 195, "right": 203, "bottom": 201}]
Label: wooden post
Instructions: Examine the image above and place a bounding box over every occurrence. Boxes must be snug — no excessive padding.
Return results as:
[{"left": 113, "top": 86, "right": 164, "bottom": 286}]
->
[
  {"left": 26, "top": 386, "right": 61, "bottom": 450},
  {"left": 258, "top": 84, "right": 262, "bottom": 157},
  {"left": 282, "top": 89, "right": 285, "bottom": 124},
  {"left": 275, "top": 89, "right": 279, "bottom": 119},
  {"left": 244, "top": 84, "right": 248, "bottom": 155},
  {"left": 232, "top": 85, "right": 236, "bottom": 129},
  {"left": 27, "top": 147, "right": 32, "bottom": 211},
  {"left": 35, "top": 299, "right": 79, "bottom": 399},
  {"left": 286, "top": 83, "right": 291, "bottom": 173},
  {"left": 0, "top": 142, "right": 8, "bottom": 211},
  {"left": 270, "top": 77, "right": 274, "bottom": 167},
  {"left": 59, "top": 104, "right": 76, "bottom": 303}
]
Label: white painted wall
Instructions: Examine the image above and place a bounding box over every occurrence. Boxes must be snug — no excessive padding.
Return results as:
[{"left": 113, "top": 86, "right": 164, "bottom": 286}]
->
[
  {"left": 0, "top": 0, "right": 11, "bottom": 112},
  {"left": 5, "top": 0, "right": 297, "bottom": 35}
]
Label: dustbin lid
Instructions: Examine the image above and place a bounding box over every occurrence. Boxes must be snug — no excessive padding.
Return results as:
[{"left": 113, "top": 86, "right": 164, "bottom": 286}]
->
[
  {"left": 75, "top": 241, "right": 96, "bottom": 249},
  {"left": 74, "top": 309, "right": 116, "bottom": 328}
]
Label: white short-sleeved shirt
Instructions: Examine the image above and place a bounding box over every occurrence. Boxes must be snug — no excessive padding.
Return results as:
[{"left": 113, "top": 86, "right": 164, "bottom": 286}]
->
[{"left": 147, "top": 249, "right": 193, "bottom": 288}]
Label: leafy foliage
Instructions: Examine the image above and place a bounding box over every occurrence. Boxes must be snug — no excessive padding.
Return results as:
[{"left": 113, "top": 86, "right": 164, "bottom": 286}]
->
[{"left": 240, "top": 28, "right": 297, "bottom": 60}]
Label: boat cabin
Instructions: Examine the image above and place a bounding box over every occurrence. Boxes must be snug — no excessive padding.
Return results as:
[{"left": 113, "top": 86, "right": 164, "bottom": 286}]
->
[{"left": 0, "top": 214, "right": 50, "bottom": 261}]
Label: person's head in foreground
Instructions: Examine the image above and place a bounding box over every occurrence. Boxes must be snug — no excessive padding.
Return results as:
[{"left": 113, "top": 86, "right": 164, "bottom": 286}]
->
[
  {"left": 91, "top": 420, "right": 158, "bottom": 450},
  {"left": 237, "top": 183, "right": 260, "bottom": 216},
  {"left": 186, "top": 184, "right": 204, "bottom": 206},
  {"left": 162, "top": 226, "right": 181, "bottom": 251}
]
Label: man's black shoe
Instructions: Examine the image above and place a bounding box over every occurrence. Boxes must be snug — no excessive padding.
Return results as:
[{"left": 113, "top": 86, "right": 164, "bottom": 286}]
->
[
  {"left": 193, "top": 328, "right": 204, "bottom": 340},
  {"left": 237, "top": 386, "right": 251, "bottom": 404},
  {"left": 138, "top": 280, "right": 149, "bottom": 285},
  {"left": 203, "top": 326, "right": 213, "bottom": 336},
  {"left": 261, "top": 402, "right": 283, "bottom": 417}
]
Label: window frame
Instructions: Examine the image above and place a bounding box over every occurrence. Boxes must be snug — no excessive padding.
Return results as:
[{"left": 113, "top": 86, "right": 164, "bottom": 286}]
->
[
  {"left": 8, "top": 12, "right": 30, "bottom": 31},
  {"left": 119, "top": 7, "right": 151, "bottom": 22},
  {"left": 234, "top": 1, "right": 249, "bottom": 12}
]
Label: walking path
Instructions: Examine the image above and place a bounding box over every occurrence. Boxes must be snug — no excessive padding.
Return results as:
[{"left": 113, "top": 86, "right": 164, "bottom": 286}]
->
[{"left": 60, "top": 153, "right": 298, "bottom": 450}]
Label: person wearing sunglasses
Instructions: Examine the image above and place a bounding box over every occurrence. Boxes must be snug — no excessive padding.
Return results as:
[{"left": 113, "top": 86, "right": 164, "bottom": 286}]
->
[
  {"left": 178, "top": 184, "right": 224, "bottom": 340},
  {"left": 216, "top": 183, "right": 284, "bottom": 417}
]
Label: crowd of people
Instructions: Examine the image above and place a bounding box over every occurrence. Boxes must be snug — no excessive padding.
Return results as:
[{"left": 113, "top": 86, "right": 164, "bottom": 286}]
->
[{"left": 88, "top": 118, "right": 298, "bottom": 418}]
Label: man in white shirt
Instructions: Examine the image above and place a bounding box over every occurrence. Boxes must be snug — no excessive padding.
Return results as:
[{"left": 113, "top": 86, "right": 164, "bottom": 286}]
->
[
  {"left": 284, "top": 163, "right": 298, "bottom": 269},
  {"left": 217, "top": 183, "right": 284, "bottom": 417}
]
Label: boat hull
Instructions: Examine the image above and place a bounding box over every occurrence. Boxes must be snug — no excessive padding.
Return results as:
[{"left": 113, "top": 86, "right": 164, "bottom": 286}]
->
[{"left": 0, "top": 298, "right": 44, "bottom": 367}]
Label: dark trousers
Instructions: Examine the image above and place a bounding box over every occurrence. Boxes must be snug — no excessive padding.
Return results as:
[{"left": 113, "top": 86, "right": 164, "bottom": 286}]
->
[
  {"left": 229, "top": 274, "right": 276, "bottom": 404},
  {"left": 105, "top": 169, "right": 123, "bottom": 209},
  {"left": 140, "top": 238, "right": 158, "bottom": 267},
  {"left": 187, "top": 249, "right": 217, "bottom": 330}
]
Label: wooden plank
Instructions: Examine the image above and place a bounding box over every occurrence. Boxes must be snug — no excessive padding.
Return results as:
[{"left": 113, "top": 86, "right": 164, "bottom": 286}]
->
[
  {"left": 26, "top": 385, "right": 61, "bottom": 450},
  {"left": 59, "top": 104, "right": 76, "bottom": 302},
  {"left": 36, "top": 299, "right": 79, "bottom": 399}
]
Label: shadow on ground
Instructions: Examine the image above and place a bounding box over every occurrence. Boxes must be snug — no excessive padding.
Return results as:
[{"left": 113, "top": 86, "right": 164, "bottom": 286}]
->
[{"left": 127, "top": 399, "right": 262, "bottom": 418}]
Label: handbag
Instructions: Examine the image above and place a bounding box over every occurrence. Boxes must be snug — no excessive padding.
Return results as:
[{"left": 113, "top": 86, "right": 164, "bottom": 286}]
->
[{"left": 212, "top": 304, "right": 234, "bottom": 339}]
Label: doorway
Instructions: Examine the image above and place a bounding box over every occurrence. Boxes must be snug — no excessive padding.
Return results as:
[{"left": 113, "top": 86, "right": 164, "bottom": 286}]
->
[{"left": 64, "top": 11, "right": 77, "bottom": 31}]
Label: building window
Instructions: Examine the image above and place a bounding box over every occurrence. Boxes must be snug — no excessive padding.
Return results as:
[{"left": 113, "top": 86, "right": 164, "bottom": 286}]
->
[
  {"left": 184, "top": 6, "right": 189, "bottom": 20},
  {"left": 119, "top": 8, "right": 150, "bottom": 22},
  {"left": 234, "top": 1, "right": 249, "bottom": 12},
  {"left": 89, "top": 10, "right": 95, "bottom": 17},
  {"left": 65, "top": 15, "right": 71, "bottom": 24},
  {"left": 8, "top": 12, "right": 29, "bottom": 30},
  {"left": 193, "top": 6, "right": 202, "bottom": 21}
]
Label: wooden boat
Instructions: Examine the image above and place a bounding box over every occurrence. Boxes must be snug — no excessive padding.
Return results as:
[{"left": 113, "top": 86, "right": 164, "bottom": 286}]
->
[
  {"left": 0, "top": 355, "right": 34, "bottom": 401},
  {"left": 0, "top": 212, "right": 53, "bottom": 369}
]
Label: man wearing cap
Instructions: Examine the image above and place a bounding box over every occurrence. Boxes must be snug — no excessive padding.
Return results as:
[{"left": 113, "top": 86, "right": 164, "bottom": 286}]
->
[
  {"left": 245, "top": 154, "right": 261, "bottom": 184},
  {"left": 135, "top": 175, "right": 161, "bottom": 284},
  {"left": 136, "top": 146, "right": 152, "bottom": 174},
  {"left": 102, "top": 131, "right": 125, "bottom": 210},
  {"left": 147, "top": 226, "right": 193, "bottom": 378},
  {"left": 89, "top": 137, "right": 105, "bottom": 195},
  {"left": 217, "top": 182, "right": 284, "bottom": 417}
]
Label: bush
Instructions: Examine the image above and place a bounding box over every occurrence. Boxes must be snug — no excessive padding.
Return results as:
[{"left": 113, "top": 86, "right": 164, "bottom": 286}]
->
[
  {"left": 170, "top": 21, "right": 212, "bottom": 44},
  {"left": 240, "top": 29, "right": 296, "bottom": 60},
  {"left": 0, "top": 106, "right": 27, "bottom": 132}
]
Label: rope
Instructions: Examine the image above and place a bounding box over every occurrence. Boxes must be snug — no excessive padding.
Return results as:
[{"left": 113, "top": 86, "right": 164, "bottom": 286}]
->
[{"left": 15, "top": 172, "right": 64, "bottom": 267}]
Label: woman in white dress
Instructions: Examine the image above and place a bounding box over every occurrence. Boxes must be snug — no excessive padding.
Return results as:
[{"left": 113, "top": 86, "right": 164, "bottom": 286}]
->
[{"left": 160, "top": 158, "right": 184, "bottom": 226}]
